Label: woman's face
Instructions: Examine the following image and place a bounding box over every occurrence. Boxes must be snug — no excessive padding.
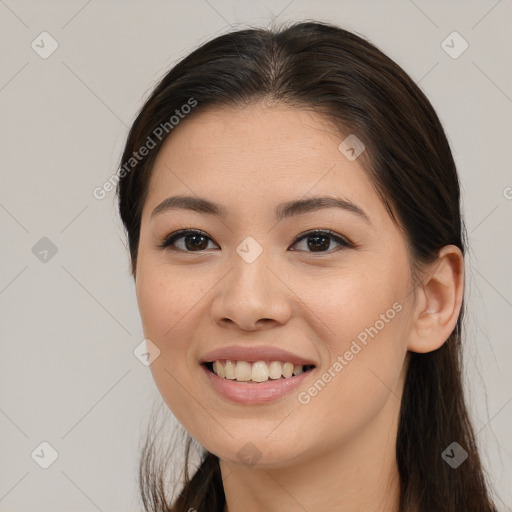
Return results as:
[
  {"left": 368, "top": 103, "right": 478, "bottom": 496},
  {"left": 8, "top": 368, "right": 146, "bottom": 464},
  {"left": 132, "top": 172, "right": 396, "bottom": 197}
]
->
[{"left": 135, "top": 102, "right": 416, "bottom": 468}]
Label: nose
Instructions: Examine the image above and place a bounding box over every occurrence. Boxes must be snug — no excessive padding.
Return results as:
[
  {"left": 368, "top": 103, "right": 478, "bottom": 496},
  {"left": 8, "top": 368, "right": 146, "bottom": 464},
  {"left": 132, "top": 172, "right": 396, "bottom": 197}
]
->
[{"left": 211, "top": 251, "right": 292, "bottom": 331}]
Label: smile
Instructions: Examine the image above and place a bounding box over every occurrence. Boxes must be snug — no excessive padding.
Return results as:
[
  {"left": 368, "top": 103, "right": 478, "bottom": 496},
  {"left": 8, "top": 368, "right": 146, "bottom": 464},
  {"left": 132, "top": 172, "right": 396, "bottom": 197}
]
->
[
  {"left": 201, "top": 361, "right": 316, "bottom": 405},
  {"left": 204, "top": 359, "right": 315, "bottom": 382}
]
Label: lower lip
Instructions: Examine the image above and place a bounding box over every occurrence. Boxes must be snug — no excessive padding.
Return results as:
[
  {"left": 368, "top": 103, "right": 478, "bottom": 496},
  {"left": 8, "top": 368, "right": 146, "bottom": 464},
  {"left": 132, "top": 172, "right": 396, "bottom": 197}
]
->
[{"left": 201, "top": 364, "right": 313, "bottom": 405}]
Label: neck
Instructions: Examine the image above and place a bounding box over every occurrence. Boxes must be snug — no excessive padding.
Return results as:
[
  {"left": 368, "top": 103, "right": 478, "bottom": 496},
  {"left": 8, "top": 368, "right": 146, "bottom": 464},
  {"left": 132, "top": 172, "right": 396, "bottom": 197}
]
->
[{"left": 220, "top": 392, "right": 402, "bottom": 512}]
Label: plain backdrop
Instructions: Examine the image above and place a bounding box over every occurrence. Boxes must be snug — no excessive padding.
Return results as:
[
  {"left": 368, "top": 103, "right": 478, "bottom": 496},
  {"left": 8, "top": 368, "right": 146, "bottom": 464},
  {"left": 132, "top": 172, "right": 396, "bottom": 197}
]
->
[{"left": 0, "top": 1, "right": 511, "bottom": 511}]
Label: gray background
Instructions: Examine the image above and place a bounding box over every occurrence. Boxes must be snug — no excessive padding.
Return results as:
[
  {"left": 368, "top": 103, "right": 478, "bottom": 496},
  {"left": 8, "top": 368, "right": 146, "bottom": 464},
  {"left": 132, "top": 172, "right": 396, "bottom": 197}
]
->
[{"left": 1, "top": 0, "right": 511, "bottom": 510}]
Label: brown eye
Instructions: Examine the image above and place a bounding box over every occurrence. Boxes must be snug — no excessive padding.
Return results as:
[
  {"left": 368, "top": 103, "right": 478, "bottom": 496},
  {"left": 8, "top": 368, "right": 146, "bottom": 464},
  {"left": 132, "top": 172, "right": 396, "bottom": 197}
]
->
[
  {"left": 182, "top": 233, "right": 209, "bottom": 251},
  {"left": 159, "top": 229, "right": 218, "bottom": 252},
  {"left": 159, "top": 229, "right": 352, "bottom": 254},
  {"left": 290, "top": 230, "right": 352, "bottom": 253}
]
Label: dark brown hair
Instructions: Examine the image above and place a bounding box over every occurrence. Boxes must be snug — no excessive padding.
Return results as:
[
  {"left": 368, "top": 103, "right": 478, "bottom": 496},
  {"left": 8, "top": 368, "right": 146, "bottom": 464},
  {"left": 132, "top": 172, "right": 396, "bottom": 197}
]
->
[{"left": 116, "top": 20, "right": 498, "bottom": 512}]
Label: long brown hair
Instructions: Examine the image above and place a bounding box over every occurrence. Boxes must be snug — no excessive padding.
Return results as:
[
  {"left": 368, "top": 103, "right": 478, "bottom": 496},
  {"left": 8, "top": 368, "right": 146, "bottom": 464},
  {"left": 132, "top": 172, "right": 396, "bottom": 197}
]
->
[{"left": 116, "top": 20, "right": 498, "bottom": 512}]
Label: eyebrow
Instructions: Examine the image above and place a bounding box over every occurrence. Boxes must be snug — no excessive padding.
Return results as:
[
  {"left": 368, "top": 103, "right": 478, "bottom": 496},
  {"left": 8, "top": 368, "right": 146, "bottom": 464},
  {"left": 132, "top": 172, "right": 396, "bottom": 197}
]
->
[{"left": 150, "top": 195, "right": 370, "bottom": 223}]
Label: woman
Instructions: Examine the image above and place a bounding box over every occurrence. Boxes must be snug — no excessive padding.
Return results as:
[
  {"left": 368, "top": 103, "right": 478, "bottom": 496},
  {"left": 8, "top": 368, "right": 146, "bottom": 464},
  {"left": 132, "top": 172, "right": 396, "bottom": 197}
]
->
[{"left": 116, "top": 20, "right": 498, "bottom": 512}]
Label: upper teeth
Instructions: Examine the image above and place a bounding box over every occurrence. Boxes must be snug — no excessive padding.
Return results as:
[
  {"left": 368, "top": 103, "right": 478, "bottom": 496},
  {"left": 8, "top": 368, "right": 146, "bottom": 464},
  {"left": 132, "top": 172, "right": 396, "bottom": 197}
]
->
[{"left": 211, "top": 360, "right": 308, "bottom": 382}]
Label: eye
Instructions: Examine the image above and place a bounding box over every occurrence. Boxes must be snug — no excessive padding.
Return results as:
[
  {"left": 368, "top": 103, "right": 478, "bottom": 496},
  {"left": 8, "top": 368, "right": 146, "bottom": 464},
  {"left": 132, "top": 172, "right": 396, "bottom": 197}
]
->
[
  {"left": 158, "top": 229, "right": 219, "bottom": 252},
  {"left": 289, "top": 229, "right": 352, "bottom": 253},
  {"left": 158, "top": 228, "right": 353, "bottom": 253}
]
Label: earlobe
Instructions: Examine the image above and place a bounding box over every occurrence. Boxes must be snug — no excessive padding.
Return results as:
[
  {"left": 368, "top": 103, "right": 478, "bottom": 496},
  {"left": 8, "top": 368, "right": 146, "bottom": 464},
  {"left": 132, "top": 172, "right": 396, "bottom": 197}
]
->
[{"left": 407, "top": 245, "right": 464, "bottom": 353}]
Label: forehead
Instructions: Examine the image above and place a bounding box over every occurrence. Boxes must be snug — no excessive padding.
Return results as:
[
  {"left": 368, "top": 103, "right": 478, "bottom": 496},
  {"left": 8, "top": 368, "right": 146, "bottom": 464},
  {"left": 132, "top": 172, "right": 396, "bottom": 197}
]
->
[
  {"left": 154, "top": 102, "right": 352, "bottom": 167},
  {"left": 143, "top": 102, "right": 385, "bottom": 224}
]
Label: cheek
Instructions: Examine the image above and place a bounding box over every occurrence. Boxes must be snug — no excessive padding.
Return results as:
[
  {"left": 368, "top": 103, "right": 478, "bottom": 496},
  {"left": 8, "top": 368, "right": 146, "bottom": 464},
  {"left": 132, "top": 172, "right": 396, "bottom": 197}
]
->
[
  {"left": 135, "top": 261, "right": 210, "bottom": 343},
  {"left": 135, "top": 261, "right": 217, "bottom": 430},
  {"left": 289, "top": 261, "right": 409, "bottom": 435},
  {"left": 292, "top": 261, "right": 406, "bottom": 352}
]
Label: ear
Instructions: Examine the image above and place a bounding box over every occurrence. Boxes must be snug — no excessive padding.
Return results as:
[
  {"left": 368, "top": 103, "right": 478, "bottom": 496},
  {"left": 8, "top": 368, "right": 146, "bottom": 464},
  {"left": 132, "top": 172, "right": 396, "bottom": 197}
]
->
[{"left": 407, "top": 245, "right": 464, "bottom": 353}]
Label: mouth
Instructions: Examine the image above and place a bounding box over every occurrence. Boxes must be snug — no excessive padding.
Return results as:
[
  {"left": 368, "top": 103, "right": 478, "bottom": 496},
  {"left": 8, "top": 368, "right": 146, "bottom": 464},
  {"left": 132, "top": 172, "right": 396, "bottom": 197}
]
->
[{"left": 202, "top": 360, "right": 316, "bottom": 383}]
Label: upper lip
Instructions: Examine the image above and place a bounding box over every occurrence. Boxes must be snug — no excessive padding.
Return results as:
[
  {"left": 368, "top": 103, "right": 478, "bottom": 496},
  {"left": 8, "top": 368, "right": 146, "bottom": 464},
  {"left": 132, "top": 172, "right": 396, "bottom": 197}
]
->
[{"left": 200, "top": 345, "right": 316, "bottom": 366}]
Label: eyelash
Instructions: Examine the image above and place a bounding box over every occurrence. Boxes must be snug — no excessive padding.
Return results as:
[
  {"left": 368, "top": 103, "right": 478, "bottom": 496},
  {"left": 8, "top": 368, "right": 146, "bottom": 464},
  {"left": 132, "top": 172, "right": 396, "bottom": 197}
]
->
[{"left": 157, "top": 228, "right": 353, "bottom": 254}]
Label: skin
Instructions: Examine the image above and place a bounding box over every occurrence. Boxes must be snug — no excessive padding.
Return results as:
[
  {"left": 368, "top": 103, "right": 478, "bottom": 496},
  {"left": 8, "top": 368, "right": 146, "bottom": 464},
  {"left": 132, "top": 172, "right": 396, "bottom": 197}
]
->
[{"left": 134, "top": 101, "right": 464, "bottom": 512}]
